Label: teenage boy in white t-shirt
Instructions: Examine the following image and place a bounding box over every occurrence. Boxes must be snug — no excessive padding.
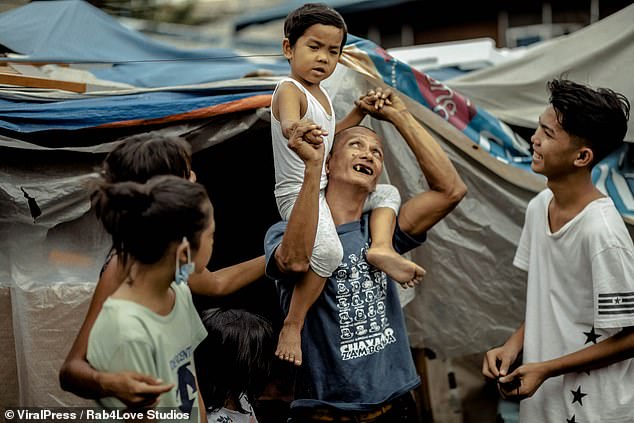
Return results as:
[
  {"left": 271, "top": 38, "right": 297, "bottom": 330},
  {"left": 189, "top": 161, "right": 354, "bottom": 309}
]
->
[{"left": 482, "top": 79, "right": 634, "bottom": 422}]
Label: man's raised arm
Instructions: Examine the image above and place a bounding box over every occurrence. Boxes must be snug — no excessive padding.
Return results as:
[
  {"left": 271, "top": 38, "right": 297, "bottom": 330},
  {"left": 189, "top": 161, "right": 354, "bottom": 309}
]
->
[
  {"left": 273, "top": 122, "right": 325, "bottom": 273},
  {"left": 359, "top": 88, "right": 467, "bottom": 237}
]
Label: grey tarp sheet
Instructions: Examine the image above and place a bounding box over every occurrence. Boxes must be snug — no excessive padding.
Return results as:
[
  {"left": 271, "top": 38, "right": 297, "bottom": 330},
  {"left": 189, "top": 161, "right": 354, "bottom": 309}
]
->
[{"left": 447, "top": 4, "right": 634, "bottom": 143}]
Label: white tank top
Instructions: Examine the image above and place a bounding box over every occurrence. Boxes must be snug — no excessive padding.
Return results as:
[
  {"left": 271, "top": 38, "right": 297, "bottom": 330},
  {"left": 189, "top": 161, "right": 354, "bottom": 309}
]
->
[{"left": 271, "top": 77, "right": 335, "bottom": 198}]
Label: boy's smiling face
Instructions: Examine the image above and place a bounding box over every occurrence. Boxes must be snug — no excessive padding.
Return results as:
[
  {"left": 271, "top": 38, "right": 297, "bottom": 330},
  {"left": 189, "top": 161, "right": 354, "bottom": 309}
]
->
[
  {"left": 530, "top": 105, "right": 590, "bottom": 179},
  {"left": 283, "top": 23, "right": 344, "bottom": 87}
]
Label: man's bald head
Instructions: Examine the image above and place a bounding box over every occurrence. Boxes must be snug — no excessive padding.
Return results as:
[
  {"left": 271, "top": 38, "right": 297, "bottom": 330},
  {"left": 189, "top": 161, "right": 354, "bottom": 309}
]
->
[{"left": 332, "top": 126, "right": 381, "bottom": 155}]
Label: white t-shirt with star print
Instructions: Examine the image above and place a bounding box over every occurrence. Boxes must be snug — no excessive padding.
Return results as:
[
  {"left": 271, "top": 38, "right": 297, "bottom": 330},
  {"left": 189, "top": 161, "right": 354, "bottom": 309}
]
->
[{"left": 514, "top": 189, "right": 634, "bottom": 423}]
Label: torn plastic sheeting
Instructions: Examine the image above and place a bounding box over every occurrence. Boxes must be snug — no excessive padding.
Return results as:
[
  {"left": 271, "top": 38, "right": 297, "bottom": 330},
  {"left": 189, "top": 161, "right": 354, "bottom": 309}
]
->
[
  {"left": 11, "top": 280, "right": 98, "bottom": 406},
  {"left": 0, "top": 285, "right": 19, "bottom": 406},
  {"left": 0, "top": 171, "right": 99, "bottom": 228},
  {"left": 1, "top": 212, "right": 110, "bottom": 406}
]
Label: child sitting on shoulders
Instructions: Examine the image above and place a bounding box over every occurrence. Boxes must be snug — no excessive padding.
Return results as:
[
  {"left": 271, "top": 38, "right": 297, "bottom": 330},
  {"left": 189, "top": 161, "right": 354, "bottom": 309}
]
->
[{"left": 271, "top": 2, "right": 425, "bottom": 367}]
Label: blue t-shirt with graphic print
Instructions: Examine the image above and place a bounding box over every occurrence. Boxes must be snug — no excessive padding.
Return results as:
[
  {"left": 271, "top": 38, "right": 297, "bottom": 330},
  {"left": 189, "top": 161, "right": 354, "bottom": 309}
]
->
[{"left": 264, "top": 212, "right": 424, "bottom": 412}]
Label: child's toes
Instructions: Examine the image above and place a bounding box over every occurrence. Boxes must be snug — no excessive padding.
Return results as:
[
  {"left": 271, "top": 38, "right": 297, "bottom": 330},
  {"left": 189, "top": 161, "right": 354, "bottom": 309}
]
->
[{"left": 413, "top": 265, "right": 426, "bottom": 282}]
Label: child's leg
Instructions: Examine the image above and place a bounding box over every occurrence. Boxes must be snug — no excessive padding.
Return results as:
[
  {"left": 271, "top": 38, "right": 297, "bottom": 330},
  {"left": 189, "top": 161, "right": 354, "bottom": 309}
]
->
[
  {"left": 365, "top": 184, "right": 425, "bottom": 287},
  {"left": 276, "top": 193, "right": 343, "bottom": 366},
  {"left": 276, "top": 269, "right": 326, "bottom": 366}
]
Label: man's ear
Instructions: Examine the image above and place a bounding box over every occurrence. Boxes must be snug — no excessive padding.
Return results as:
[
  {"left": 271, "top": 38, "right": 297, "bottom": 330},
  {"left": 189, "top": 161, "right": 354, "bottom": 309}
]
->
[
  {"left": 325, "top": 153, "right": 332, "bottom": 175},
  {"left": 574, "top": 147, "right": 594, "bottom": 168},
  {"left": 282, "top": 38, "right": 292, "bottom": 60}
]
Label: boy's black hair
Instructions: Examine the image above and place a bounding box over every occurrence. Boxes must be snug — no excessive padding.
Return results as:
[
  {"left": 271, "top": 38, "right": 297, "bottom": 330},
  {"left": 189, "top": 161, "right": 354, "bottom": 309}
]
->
[
  {"left": 284, "top": 3, "right": 348, "bottom": 52},
  {"left": 103, "top": 134, "right": 192, "bottom": 184},
  {"left": 93, "top": 175, "right": 211, "bottom": 267},
  {"left": 548, "top": 79, "right": 630, "bottom": 166},
  {"left": 197, "top": 308, "right": 274, "bottom": 414}
]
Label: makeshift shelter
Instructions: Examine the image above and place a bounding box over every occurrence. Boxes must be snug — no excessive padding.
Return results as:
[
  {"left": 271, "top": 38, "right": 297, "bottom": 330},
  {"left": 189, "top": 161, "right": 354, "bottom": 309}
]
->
[{"left": 1, "top": 0, "right": 631, "bottom": 410}]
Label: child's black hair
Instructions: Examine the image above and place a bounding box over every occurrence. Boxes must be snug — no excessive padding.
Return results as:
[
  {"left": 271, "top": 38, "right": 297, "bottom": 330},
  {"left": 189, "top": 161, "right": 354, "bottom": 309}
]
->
[
  {"left": 103, "top": 134, "right": 192, "bottom": 184},
  {"left": 198, "top": 308, "right": 275, "bottom": 414},
  {"left": 548, "top": 78, "right": 630, "bottom": 166},
  {"left": 284, "top": 3, "right": 348, "bottom": 53},
  {"left": 93, "top": 175, "right": 211, "bottom": 268}
]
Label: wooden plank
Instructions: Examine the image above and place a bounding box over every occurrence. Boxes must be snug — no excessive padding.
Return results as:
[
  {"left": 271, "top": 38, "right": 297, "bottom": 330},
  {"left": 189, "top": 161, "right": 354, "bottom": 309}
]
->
[
  {"left": 0, "top": 61, "right": 69, "bottom": 67},
  {"left": 0, "top": 65, "right": 18, "bottom": 74},
  {"left": 0, "top": 72, "right": 86, "bottom": 93},
  {"left": 9, "top": 63, "right": 47, "bottom": 78}
]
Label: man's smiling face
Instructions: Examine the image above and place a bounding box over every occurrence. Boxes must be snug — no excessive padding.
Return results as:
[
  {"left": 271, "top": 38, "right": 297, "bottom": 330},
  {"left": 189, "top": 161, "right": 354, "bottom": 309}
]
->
[{"left": 327, "top": 126, "right": 384, "bottom": 193}]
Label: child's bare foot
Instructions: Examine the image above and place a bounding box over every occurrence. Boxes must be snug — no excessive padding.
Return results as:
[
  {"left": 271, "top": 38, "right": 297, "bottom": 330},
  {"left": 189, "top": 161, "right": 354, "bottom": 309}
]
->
[
  {"left": 367, "top": 246, "right": 426, "bottom": 288},
  {"left": 275, "top": 322, "right": 303, "bottom": 366}
]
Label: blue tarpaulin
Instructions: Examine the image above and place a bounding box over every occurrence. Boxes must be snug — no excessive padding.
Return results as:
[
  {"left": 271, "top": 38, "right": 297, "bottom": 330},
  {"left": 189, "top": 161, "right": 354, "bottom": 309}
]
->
[
  {"left": 0, "top": 91, "right": 269, "bottom": 132},
  {"left": 0, "top": 0, "right": 288, "bottom": 88}
]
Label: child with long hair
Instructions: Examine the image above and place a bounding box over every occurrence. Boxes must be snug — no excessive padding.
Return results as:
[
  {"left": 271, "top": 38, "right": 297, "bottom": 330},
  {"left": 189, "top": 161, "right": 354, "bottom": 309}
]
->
[
  {"left": 197, "top": 308, "right": 274, "bottom": 423},
  {"left": 87, "top": 175, "right": 214, "bottom": 422},
  {"left": 59, "top": 135, "right": 265, "bottom": 407}
]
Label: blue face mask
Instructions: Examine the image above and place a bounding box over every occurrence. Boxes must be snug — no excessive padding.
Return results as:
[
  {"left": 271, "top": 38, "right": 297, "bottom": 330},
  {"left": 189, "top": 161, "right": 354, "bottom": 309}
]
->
[{"left": 175, "top": 238, "right": 195, "bottom": 285}]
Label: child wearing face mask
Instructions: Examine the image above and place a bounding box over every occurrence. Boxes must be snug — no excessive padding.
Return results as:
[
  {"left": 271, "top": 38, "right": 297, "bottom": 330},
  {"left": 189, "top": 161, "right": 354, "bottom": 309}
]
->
[{"left": 87, "top": 175, "right": 215, "bottom": 423}]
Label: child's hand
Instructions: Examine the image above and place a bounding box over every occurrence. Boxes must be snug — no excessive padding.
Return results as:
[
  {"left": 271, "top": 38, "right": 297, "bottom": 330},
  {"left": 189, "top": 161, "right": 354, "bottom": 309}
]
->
[
  {"left": 304, "top": 126, "right": 328, "bottom": 146},
  {"left": 288, "top": 121, "right": 325, "bottom": 165},
  {"left": 355, "top": 88, "right": 406, "bottom": 122},
  {"left": 355, "top": 93, "right": 376, "bottom": 115},
  {"left": 356, "top": 88, "right": 393, "bottom": 113},
  {"left": 369, "top": 88, "right": 393, "bottom": 110},
  {"left": 100, "top": 371, "right": 174, "bottom": 408},
  {"left": 289, "top": 120, "right": 327, "bottom": 146}
]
